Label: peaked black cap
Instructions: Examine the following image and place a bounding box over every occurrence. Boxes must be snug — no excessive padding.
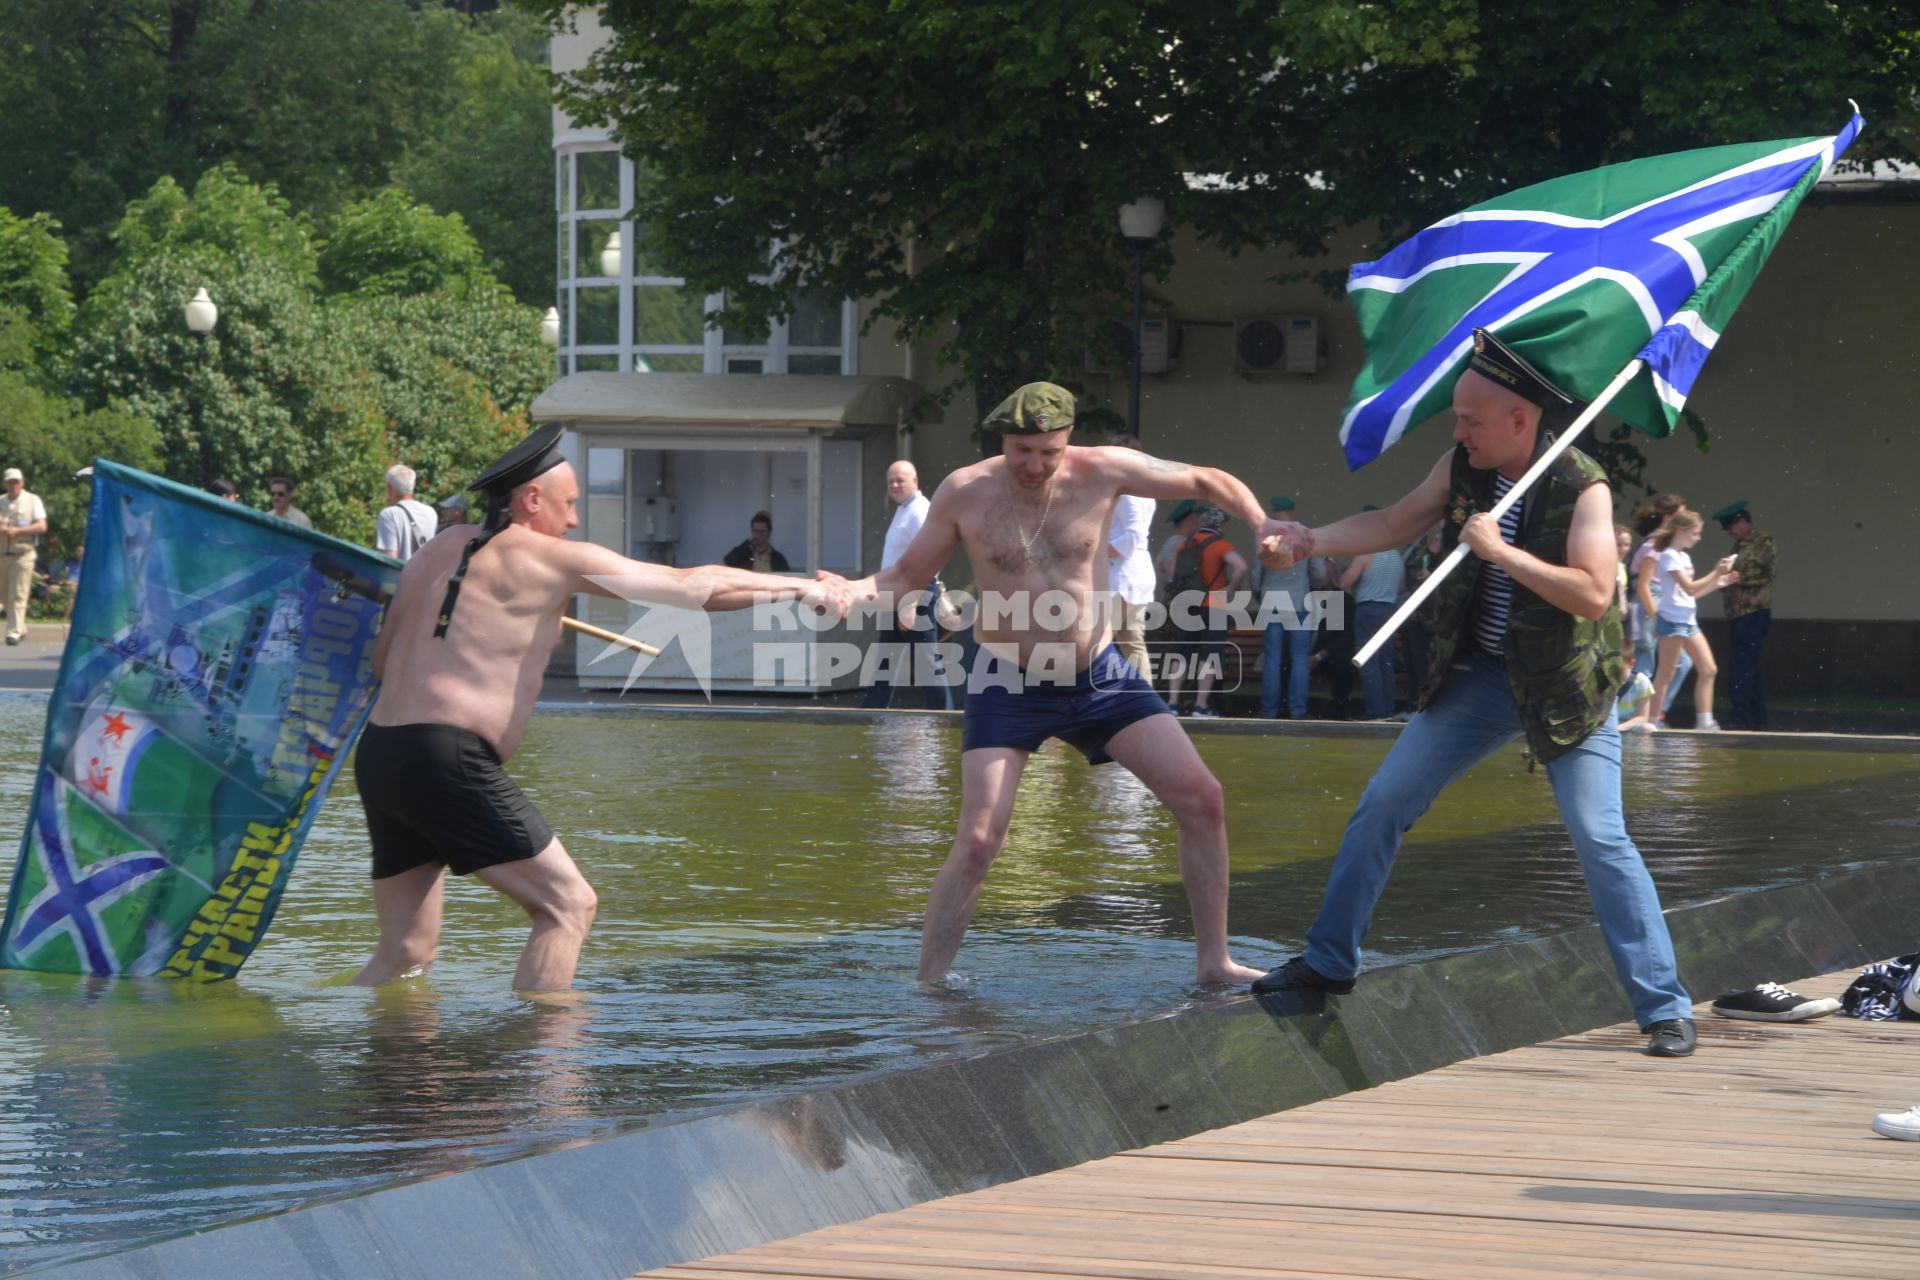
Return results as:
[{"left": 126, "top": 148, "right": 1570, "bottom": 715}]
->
[
  {"left": 470, "top": 423, "right": 566, "bottom": 497},
  {"left": 1467, "top": 328, "right": 1575, "bottom": 410}
]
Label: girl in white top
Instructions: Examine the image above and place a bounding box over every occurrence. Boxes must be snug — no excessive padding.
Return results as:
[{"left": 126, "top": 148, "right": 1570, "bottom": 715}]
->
[{"left": 1647, "top": 509, "right": 1739, "bottom": 730}]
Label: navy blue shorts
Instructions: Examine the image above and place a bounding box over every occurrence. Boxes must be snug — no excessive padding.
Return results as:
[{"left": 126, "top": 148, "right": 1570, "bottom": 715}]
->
[{"left": 961, "top": 644, "right": 1173, "bottom": 765}]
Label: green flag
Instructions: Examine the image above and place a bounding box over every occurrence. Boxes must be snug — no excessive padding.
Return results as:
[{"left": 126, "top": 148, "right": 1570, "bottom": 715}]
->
[{"left": 1339, "top": 113, "right": 1863, "bottom": 469}]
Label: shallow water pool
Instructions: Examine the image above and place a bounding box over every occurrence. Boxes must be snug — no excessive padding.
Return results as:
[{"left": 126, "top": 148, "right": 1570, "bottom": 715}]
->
[{"left": 1, "top": 694, "right": 1915, "bottom": 1271}]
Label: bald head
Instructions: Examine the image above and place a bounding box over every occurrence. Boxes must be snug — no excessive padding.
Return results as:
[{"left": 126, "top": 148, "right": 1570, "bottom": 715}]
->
[
  {"left": 1451, "top": 368, "right": 1541, "bottom": 477},
  {"left": 886, "top": 460, "right": 920, "bottom": 505}
]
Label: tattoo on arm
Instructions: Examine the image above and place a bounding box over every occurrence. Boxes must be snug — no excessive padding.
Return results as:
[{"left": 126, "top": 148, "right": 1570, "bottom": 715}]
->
[{"left": 1143, "top": 455, "right": 1190, "bottom": 475}]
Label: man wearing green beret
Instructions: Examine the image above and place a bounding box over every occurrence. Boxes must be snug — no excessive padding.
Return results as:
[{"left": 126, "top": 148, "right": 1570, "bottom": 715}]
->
[
  {"left": 1714, "top": 500, "right": 1774, "bottom": 729},
  {"left": 854, "top": 381, "right": 1284, "bottom": 987}
]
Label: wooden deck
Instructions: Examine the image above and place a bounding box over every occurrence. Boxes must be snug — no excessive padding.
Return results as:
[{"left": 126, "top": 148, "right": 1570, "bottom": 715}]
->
[{"left": 644, "top": 968, "right": 1920, "bottom": 1280}]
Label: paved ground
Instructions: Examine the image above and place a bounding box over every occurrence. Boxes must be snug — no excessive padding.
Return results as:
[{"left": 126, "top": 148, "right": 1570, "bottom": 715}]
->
[{"left": 644, "top": 968, "right": 1920, "bottom": 1280}]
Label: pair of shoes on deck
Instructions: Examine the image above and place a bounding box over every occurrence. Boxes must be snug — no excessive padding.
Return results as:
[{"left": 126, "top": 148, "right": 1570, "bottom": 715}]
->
[
  {"left": 1189, "top": 706, "right": 1219, "bottom": 718},
  {"left": 1710, "top": 982, "right": 1841, "bottom": 1022},
  {"left": 1250, "top": 955, "right": 1355, "bottom": 996}
]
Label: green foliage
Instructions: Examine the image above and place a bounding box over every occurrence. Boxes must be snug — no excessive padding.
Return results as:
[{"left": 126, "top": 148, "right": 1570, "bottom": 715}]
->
[
  {"left": 0, "top": 210, "right": 75, "bottom": 361},
  {"left": 69, "top": 168, "right": 322, "bottom": 495},
  {"left": 0, "top": 371, "right": 160, "bottom": 561},
  {"left": 306, "top": 289, "right": 551, "bottom": 540},
  {"left": 0, "top": 1, "right": 553, "bottom": 301},
  {"left": 533, "top": 0, "right": 1918, "bottom": 437},
  {"left": 318, "top": 190, "right": 492, "bottom": 297},
  {"left": 394, "top": 8, "right": 558, "bottom": 305},
  {"left": 64, "top": 166, "right": 547, "bottom": 545}
]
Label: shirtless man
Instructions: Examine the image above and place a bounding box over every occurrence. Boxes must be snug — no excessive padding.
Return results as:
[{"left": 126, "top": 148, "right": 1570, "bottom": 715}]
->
[
  {"left": 354, "top": 424, "right": 853, "bottom": 994},
  {"left": 855, "top": 382, "right": 1282, "bottom": 986}
]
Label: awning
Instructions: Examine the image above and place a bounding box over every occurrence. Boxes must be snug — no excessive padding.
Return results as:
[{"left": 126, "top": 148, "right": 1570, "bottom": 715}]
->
[{"left": 530, "top": 372, "right": 924, "bottom": 430}]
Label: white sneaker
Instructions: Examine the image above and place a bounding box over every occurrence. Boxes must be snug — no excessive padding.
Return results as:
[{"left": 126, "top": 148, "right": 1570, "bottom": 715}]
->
[
  {"left": 1695, "top": 715, "right": 1721, "bottom": 731},
  {"left": 1872, "top": 1106, "right": 1920, "bottom": 1140}
]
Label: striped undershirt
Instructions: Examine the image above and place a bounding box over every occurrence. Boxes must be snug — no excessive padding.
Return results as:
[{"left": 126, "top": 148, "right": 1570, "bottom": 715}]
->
[{"left": 1474, "top": 474, "right": 1523, "bottom": 656}]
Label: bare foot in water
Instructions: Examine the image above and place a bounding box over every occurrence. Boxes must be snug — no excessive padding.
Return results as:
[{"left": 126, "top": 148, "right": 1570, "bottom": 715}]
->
[{"left": 1197, "top": 959, "right": 1268, "bottom": 985}]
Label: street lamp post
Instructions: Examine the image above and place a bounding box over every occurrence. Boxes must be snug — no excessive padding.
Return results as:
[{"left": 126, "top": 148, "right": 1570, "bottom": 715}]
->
[
  {"left": 183, "top": 288, "right": 219, "bottom": 484},
  {"left": 1117, "top": 198, "right": 1165, "bottom": 440}
]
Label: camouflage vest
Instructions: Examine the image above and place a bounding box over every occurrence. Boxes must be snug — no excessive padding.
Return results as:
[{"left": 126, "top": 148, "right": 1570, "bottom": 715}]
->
[{"left": 1418, "top": 439, "right": 1626, "bottom": 764}]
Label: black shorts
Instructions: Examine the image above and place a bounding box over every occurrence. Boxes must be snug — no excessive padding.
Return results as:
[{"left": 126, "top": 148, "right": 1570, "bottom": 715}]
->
[{"left": 356, "top": 722, "right": 554, "bottom": 879}]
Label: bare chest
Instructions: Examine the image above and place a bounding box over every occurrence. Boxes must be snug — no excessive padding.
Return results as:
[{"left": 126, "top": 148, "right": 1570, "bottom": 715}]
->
[{"left": 971, "top": 487, "right": 1107, "bottom": 578}]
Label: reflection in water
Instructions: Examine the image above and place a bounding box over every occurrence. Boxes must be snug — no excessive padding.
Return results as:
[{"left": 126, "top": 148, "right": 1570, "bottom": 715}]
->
[{"left": 0, "top": 690, "right": 1915, "bottom": 1269}]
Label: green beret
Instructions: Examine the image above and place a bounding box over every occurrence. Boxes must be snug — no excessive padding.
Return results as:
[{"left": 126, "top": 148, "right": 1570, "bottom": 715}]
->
[
  {"left": 1268, "top": 495, "right": 1295, "bottom": 513},
  {"left": 982, "top": 382, "right": 1075, "bottom": 434},
  {"left": 1168, "top": 499, "right": 1198, "bottom": 523},
  {"left": 1712, "top": 500, "right": 1750, "bottom": 526}
]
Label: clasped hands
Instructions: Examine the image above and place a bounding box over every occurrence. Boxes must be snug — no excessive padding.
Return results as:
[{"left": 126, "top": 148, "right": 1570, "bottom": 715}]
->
[
  {"left": 1256, "top": 518, "right": 1315, "bottom": 570},
  {"left": 798, "top": 570, "right": 858, "bottom": 619}
]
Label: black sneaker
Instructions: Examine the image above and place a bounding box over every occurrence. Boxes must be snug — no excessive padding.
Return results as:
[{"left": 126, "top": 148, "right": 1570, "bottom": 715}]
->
[
  {"left": 1645, "top": 1018, "right": 1697, "bottom": 1057},
  {"left": 1710, "top": 982, "right": 1841, "bottom": 1022},
  {"left": 1250, "top": 955, "right": 1355, "bottom": 996}
]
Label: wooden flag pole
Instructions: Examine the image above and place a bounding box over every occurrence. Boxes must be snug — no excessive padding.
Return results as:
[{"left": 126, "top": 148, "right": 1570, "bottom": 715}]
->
[
  {"left": 563, "top": 615, "right": 662, "bottom": 657},
  {"left": 1350, "top": 357, "right": 1645, "bottom": 670}
]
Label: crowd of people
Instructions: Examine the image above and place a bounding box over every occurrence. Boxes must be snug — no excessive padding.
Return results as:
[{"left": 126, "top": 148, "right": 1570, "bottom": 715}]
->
[{"left": 1122, "top": 481, "right": 1772, "bottom": 727}]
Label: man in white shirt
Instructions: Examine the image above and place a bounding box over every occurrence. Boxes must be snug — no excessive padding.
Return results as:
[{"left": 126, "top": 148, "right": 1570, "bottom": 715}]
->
[
  {"left": 0, "top": 467, "right": 47, "bottom": 645},
  {"left": 1104, "top": 435, "right": 1156, "bottom": 676},
  {"left": 863, "top": 460, "right": 952, "bottom": 709},
  {"left": 375, "top": 464, "right": 438, "bottom": 563}
]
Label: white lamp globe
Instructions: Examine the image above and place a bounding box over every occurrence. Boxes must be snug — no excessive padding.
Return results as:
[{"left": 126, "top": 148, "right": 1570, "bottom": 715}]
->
[{"left": 184, "top": 287, "right": 219, "bottom": 335}]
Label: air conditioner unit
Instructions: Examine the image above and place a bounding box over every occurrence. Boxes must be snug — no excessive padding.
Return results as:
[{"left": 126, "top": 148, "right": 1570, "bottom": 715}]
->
[
  {"left": 1086, "top": 315, "right": 1178, "bottom": 376},
  {"left": 1235, "top": 313, "right": 1325, "bottom": 375}
]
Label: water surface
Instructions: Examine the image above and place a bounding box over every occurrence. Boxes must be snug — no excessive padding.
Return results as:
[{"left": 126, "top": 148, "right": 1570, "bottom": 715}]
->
[{"left": 1, "top": 694, "right": 1915, "bottom": 1270}]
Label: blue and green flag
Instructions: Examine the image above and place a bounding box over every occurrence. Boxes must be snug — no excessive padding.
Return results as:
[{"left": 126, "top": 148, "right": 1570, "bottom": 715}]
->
[
  {"left": 0, "top": 461, "right": 399, "bottom": 980},
  {"left": 1339, "top": 113, "right": 1863, "bottom": 469}
]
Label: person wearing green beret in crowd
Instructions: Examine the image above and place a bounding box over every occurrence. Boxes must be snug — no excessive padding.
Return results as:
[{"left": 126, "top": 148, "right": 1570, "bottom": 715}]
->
[
  {"left": 1714, "top": 499, "right": 1775, "bottom": 729},
  {"left": 852, "top": 381, "right": 1285, "bottom": 987}
]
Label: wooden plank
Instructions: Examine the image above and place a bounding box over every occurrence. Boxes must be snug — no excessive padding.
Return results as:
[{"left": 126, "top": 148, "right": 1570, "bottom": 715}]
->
[{"left": 636, "top": 967, "right": 1920, "bottom": 1280}]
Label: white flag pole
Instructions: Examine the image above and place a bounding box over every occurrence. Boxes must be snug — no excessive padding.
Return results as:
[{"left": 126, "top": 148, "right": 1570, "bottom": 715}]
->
[{"left": 1350, "top": 355, "right": 1645, "bottom": 669}]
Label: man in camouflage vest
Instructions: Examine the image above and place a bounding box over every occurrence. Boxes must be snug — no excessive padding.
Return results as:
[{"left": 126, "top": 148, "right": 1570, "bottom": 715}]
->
[
  {"left": 1249, "top": 328, "right": 1697, "bottom": 1059},
  {"left": 1714, "top": 500, "right": 1774, "bottom": 730}
]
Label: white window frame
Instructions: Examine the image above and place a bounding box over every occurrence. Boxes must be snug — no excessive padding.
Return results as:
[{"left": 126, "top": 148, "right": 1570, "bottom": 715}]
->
[{"left": 555, "top": 143, "right": 857, "bottom": 376}]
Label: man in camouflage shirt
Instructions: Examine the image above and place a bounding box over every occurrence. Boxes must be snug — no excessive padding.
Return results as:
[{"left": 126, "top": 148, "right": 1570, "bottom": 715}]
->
[{"left": 1714, "top": 500, "right": 1775, "bottom": 730}]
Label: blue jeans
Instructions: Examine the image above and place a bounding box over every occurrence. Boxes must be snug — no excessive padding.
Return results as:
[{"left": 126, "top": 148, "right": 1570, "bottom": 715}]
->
[
  {"left": 1353, "top": 600, "right": 1398, "bottom": 719},
  {"left": 1634, "top": 628, "right": 1691, "bottom": 715},
  {"left": 1302, "top": 651, "right": 1691, "bottom": 1029},
  {"left": 1260, "top": 622, "right": 1312, "bottom": 718}
]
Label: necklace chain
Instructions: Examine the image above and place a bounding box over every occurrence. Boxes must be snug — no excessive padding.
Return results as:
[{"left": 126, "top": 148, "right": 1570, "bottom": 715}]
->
[{"left": 1010, "top": 469, "right": 1055, "bottom": 560}]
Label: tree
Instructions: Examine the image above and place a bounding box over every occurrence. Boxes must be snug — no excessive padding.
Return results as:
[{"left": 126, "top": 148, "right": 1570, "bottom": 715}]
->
[
  {"left": 64, "top": 166, "right": 550, "bottom": 544},
  {"left": 0, "top": 1, "right": 552, "bottom": 300},
  {"left": 394, "top": 7, "right": 559, "bottom": 305},
  {"left": 0, "top": 374, "right": 160, "bottom": 562},
  {"left": 318, "top": 190, "right": 492, "bottom": 297},
  {"left": 0, "top": 210, "right": 76, "bottom": 367},
  {"left": 67, "top": 167, "right": 325, "bottom": 498},
  {"left": 534, "top": 0, "right": 1918, "bottom": 443}
]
